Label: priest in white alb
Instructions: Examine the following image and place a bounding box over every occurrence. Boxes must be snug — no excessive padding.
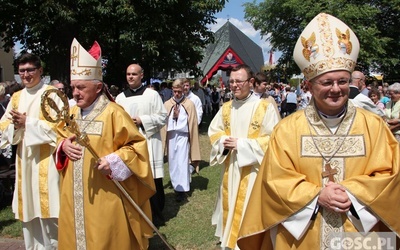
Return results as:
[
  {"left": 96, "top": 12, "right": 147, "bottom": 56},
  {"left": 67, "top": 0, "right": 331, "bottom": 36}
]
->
[
  {"left": 0, "top": 53, "right": 60, "bottom": 249},
  {"left": 208, "top": 64, "right": 280, "bottom": 249}
]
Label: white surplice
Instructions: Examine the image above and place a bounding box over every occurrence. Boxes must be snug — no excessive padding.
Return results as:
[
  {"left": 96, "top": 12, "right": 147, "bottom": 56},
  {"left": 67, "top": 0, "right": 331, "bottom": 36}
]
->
[
  {"left": 186, "top": 91, "right": 203, "bottom": 124},
  {"left": 115, "top": 88, "right": 167, "bottom": 178}
]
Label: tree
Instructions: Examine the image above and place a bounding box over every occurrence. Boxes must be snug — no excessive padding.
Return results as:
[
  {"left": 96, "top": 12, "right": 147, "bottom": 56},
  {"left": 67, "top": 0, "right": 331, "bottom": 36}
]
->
[
  {"left": 0, "top": 0, "right": 226, "bottom": 88},
  {"left": 244, "top": 0, "right": 400, "bottom": 80}
]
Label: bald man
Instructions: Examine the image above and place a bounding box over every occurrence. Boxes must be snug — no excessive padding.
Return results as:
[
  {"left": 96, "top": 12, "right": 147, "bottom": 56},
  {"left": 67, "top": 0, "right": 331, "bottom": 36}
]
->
[
  {"left": 352, "top": 70, "right": 369, "bottom": 96},
  {"left": 115, "top": 64, "right": 167, "bottom": 227},
  {"left": 350, "top": 70, "right": 384, "bottom": 116}
]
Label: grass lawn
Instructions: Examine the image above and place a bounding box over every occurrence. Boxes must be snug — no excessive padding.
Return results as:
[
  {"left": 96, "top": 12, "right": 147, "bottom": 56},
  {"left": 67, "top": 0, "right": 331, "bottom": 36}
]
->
[{"left": 0, "top": 114, "right": 222, "bottom": 249}]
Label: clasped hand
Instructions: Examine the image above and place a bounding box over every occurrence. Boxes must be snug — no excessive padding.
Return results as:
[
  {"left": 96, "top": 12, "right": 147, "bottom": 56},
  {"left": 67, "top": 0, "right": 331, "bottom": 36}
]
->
[
  {"left": 173, "top": 104, "right": 180, "bottom": 120},
  {"left": 10, "top": 109, "right": 26, "bottom": 129},
  {"left": 62, "top": 135, "right": 111, "bottom": 176},
  {"left": 318, "top": 181, "right": 351, "bottom": 213},
  {"left": 223, "top": 137, "right": 238, "bottom": 151}
]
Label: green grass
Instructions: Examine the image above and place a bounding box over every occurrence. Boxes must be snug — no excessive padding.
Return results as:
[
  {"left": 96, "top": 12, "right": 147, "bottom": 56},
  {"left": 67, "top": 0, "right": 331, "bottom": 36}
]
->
[
  {"left": 0, "top": 197, "right": 22, "bottom": 238},
  {"left": 0, "top": 114, "right": 221, "bottom": 249}
]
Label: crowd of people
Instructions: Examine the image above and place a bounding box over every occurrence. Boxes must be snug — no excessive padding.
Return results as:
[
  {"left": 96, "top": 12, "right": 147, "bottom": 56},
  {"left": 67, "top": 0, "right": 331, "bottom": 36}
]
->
[{"left": 0, "top": 12, "right": 399, "bottom": 250}]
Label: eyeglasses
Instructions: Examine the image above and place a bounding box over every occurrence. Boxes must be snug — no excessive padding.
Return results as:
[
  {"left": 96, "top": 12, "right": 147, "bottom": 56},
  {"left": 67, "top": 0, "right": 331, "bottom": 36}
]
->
[
  {"left": 229, "top": 78, "right": 250, "bottom": 86},
  {"left": 18, "top": 67, "right": 37, "bottom": 75},
  {"left": 314, "top": 78, "right": 350, "bottom": 87}
]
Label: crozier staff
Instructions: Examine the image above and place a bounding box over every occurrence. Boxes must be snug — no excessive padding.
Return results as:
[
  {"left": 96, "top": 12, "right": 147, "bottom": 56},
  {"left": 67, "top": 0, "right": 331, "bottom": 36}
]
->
[{"left": 56, "top": 38, "right": 155, "bottom": 250}]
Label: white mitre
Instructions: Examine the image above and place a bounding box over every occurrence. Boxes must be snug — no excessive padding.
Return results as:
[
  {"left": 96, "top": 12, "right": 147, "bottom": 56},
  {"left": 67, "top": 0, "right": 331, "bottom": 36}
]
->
[
  {"left": 70, "top": 38, "right": 103, "bottom": 81},
  {"left": 293, "top": 13, "right": 359, "bottom": 80}
]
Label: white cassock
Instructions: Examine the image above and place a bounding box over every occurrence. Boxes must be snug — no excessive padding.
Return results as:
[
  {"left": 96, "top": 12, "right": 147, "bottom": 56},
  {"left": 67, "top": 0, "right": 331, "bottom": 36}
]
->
[
  {"left": 115, "top": 88, "right": 167, "bottom": 178},
  {"left": 166, "top": 104, "right": 190, "bottom": 192}
]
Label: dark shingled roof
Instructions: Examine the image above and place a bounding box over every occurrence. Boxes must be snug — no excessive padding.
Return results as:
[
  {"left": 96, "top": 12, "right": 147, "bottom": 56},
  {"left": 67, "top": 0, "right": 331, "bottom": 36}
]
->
[{"left": 198, "top": 20, "right": 264, "bottom": 82}]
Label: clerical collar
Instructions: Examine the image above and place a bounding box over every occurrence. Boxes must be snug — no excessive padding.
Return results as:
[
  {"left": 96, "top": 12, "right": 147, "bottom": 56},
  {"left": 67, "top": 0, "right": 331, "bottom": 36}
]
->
[
  {"left": 318, "top": 107, "right": 347, "bottom": 119},
  {"left": 234, "top": 92, "right": 253, "bottom": 102},
  {"left": 124, "top": 84, "right": 146, "bottom": 97},
  {"left": 130, "top": 84, "right": 144, "bottom": 92},
  {"left": 173, "top": 96, "right": 184, "bottom": 104},
  {"left": 26, "top": 80, "right": 44, "bottom": 94}
]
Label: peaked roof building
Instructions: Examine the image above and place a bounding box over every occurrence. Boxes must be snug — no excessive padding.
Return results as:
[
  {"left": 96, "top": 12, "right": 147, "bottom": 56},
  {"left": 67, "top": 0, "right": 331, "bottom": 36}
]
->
[{"left": 198, "top": 20, "right": 264, "bottom": 84}]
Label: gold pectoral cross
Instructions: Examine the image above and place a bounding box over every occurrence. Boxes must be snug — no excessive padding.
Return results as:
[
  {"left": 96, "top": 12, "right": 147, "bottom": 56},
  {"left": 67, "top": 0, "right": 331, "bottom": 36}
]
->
[{"left": 322, "top": 162, "right": 338, "bottom": 182}]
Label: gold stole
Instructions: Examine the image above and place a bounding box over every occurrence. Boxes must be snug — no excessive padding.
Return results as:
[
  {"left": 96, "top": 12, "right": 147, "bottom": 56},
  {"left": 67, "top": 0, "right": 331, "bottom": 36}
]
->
[
  {"left": 221, "top": 100, "right": 269, "bottom": 248},
  {"left": 12, "top": 87, "right": 53, "bottom": 220},
  {"left": 71, "top": 94, "right": 107, "bottom": 250}
]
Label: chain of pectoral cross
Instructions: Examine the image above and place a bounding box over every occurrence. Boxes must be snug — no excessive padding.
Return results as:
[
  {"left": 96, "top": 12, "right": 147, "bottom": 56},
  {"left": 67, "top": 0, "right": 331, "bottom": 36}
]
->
[
  {"left": 314, "top": 136, "right": 346, "bottom": 182},
  {"left": 307, "top": 123, "right": 349, "bottom": 183}
]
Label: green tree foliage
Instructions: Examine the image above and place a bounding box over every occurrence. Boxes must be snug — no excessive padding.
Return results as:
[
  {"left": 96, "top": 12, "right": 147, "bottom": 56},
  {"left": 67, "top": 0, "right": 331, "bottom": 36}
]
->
[
  {"left": 244, "top": 0, "right": 400, "bottom": 80},
  {"left": 0, "top": 0, "right": 226, "bottom": 86}
]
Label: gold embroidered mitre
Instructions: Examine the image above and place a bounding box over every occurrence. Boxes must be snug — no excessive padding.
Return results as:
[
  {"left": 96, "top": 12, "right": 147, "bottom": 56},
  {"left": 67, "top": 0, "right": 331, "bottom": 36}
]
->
[
  {"left": 70, "top": 38, "right": 103, "bottom": 81},
  {"left": 293, "top": 13, "right": 359, "bottom": 80}
]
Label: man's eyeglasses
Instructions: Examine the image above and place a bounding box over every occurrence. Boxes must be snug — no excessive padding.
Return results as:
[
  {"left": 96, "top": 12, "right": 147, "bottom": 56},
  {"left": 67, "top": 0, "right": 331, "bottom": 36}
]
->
[
  {"left": 18, "top": 67, "right": 37, "bottom": 75},
  {"left": 314, "top": 79, "right": 350, "bottom": 87},
  {"left": 229, "top": 78, "right": 250, "bottom": 86}
]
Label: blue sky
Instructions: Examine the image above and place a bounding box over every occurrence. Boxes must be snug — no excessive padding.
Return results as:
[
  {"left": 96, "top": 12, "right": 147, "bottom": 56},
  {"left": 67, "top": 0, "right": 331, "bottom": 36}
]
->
[{"left": 209, "top": 0, "right": 278, "bottom": 64}]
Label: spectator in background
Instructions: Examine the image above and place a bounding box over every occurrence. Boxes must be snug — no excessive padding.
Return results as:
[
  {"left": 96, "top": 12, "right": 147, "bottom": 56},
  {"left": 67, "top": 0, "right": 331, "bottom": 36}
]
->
[
  {"left": 349, "top": 72, "right": 385, "bottom": 117},
  {"left": 270, "top": 83, "right": 282, "bottom": 110},
  {"left": 298, "top": 84, "right": 312, "bottom": 110},
  {"left": 0, "top": 85, "right": 7, "bottom": 118},
  {"left": 159, "top": 81, "right": 172, "bottom": 103},
  {"left": 109, "top": 84, "right": 120, "bottom": 99},
  {"left": 368, "top": 88, "right": 385, "bottom": 111},
  {"left": 385, "top": 82, "right": 400, "bottom": 142},
  {"left": 378, "top": 85, "right": 390, "bottom": 105},
  {"left": 349, "top": 74, "right": 361, "bottom": 98},
  {"left": 223, "top": 86, "right": 232, "bottom": 102},
  {"left": 49, "top": 79, "right": 65, "bottom": 92},
  {"left": 192, "top": 81, "right": 206, "bottom": 113},
  {"left": 183, "top": 78, "right": 203, "bottom": 124},
  {"left": 280, "top": 86, "right": 298, "bottom": 118},
  {"left": 252, "top": 72, "right": 269, "bottom": 99},
  {"left": 204, "top": 84, "right": 212, "bottom": 116},
  {"left": 182, "top": 78, "right": 202, "bottom": 174},
  {"left": 211, "top": 86, "right": 220, "bottom": 117},
  {"left": 253, "top": 72, "right": 279, "bottom": 113},
  {"left": 352, "top": 71, "right": 369, "bottom": 96}
]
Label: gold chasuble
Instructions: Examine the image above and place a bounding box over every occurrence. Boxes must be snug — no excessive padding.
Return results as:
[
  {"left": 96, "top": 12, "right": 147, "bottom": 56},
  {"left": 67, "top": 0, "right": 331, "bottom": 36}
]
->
[
  {"left": 209, "top": 96, "right": 280, "bottom": 249},
  {"left": 57, "top": 94, "right": 155, "bottom": 250},
  {"left": 238, "top": 101, "right": 400, "bottom": 250}
]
